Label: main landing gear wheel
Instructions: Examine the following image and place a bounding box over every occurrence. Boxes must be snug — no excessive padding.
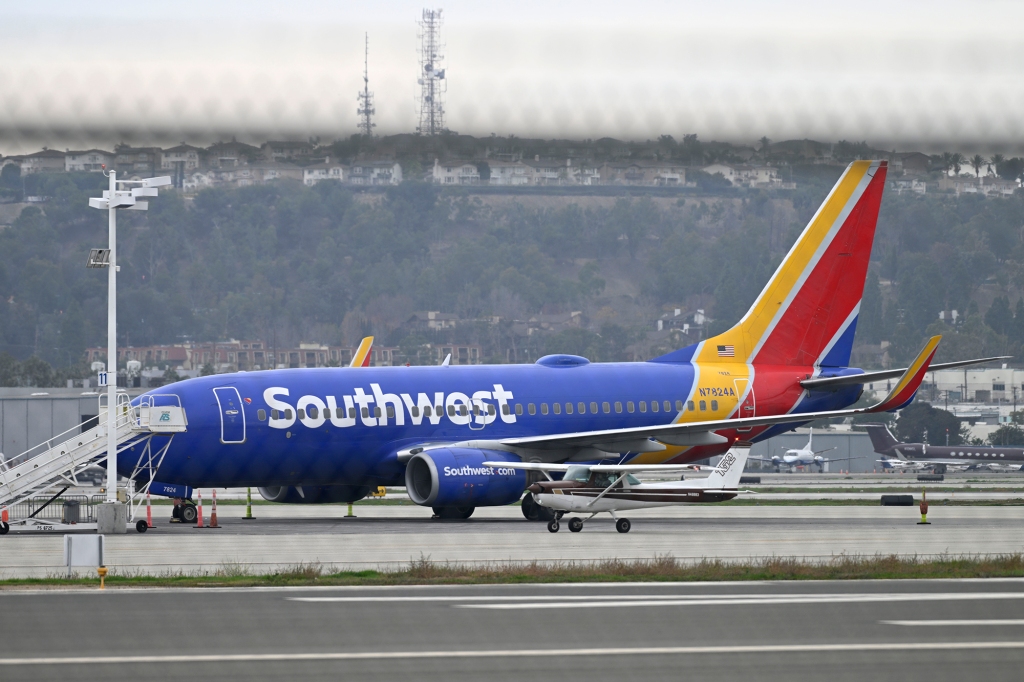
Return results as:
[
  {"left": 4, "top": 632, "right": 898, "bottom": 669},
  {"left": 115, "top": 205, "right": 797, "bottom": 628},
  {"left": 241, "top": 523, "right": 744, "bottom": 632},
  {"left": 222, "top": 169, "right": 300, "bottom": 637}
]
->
[
  {"left": 616, "top": 518, "right": 631, "bottom": 534},
  {"left": 521, "top": 494, "right": 556, "bottom": 522},
  {"left": 547, "top": 519, "right": 560, "bottom": 533},
  {"left": 568, "top": 517, "right": 584, "bottom": 533},
  {"left": 432, "top": 506, "right": 476, "bottom": 520},
  {"left": 180, "top": 503, "right": 198, "bottom": 524},
  {"left": 135, "top": 519, "right": 149, "bottom": 533}
]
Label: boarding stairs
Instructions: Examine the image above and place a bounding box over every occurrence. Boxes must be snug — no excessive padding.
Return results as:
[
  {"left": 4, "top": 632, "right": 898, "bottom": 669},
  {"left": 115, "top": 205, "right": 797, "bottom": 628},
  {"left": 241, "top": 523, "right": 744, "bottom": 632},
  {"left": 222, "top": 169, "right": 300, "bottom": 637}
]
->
[{"left": 0, "top": 392, "right": 187, "bottom": 527}]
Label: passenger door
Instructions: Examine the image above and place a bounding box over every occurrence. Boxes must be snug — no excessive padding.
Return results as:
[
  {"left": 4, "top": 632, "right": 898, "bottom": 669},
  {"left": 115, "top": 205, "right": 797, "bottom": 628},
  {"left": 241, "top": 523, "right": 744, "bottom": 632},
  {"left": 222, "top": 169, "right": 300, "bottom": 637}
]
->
[{"left": 213, "top": 386, "right": 246, "bottom": 444}]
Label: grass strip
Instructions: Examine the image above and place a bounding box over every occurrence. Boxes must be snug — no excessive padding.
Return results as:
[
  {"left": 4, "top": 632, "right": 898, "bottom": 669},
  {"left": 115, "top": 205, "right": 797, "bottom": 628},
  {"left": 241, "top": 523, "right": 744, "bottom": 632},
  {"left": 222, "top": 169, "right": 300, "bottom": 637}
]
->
[{"left": 4, "top": 554, "right": 1024, "bottom": 589}]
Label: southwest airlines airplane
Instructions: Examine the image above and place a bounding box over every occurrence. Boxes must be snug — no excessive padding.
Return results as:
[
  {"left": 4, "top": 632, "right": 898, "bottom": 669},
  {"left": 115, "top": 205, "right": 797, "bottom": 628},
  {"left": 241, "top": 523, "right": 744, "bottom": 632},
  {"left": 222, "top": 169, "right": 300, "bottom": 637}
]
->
[{"left": 121, "top": 160, "right": 989, "bottom": 520}]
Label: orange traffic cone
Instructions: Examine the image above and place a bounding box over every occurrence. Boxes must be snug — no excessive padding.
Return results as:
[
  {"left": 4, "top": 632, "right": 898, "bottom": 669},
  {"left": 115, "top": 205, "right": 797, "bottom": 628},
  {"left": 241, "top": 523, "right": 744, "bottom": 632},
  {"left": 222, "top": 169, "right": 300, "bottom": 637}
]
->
[
  {"left": 195, "top": 489, "right": 204, "bottom": 528},
  {"left": 1, "top": 507, "right": 7, "bottom": 524},
  {"left": 209, "top": 489, "right": 220, "bottom": 528},
  {"left": 146, "top": 491, "right": 153, "bottom": 528}
]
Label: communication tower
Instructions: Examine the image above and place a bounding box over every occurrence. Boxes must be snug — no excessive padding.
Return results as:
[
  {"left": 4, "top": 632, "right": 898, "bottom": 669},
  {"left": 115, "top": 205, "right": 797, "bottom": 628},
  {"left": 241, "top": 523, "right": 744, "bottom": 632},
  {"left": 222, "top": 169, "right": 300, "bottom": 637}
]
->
[
  {"left": 416, "top": 8, "right": 446, "bottom": 136},
  {"left": 357, "top": 33, "right": 376, "bottom": 137}
]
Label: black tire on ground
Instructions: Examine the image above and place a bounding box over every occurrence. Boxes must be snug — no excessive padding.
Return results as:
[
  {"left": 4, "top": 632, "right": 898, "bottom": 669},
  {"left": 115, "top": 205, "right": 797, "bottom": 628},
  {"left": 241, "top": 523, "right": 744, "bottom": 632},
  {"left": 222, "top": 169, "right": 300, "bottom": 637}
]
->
[
  {"left": 547, "top": 519, "right": 560, "bottom": 533},
  {"left": 568, "top": 517, "right": 584, "bottom": 533},
  {"left": 432, "top": 506, "right": 476, "bottom": 520},
  {"left": 521, "top": 494, "right": 540, "bottom": 521},
  {"left": 136, "top": 519, "right": 149, "bottom": 533},
  {"left": 0, "top": 521, "right": 9, "bottom": 535},
  {"left": 180, "top": 504, "right": 198, "bottom": 523},
  {"left": 616, "top": 518, "right": 631, "bottom": 533}
]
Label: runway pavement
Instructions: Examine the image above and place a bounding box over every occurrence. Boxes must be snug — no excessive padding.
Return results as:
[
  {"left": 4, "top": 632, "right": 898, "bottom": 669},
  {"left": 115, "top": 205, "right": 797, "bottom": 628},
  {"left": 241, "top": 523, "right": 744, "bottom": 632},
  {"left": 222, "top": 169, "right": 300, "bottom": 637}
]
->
[
  {"left": 3, "top": 504, "right": 1024, "bottom": 578},
  {"left": 2, "top": 580, "right": 1024, "bottom": 681}
]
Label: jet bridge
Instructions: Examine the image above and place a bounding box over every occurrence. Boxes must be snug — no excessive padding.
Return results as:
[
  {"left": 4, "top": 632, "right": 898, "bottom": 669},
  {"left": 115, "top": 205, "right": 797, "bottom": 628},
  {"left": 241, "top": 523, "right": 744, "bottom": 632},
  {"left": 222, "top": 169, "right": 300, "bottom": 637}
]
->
[{"left": 0, "top": 392, "right": 186, "bottom": 533}]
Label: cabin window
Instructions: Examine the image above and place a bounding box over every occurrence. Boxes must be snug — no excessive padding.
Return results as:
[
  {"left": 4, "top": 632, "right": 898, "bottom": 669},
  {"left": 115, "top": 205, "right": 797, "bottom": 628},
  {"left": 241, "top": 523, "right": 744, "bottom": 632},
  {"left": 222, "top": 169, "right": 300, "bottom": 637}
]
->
[
  {"left": 639, "top": 401, "right": 647, "bottom": 413},
  {"left": 665, "top": 400, "right": 672, "bottom": 412},
  {"left": 375, "top": 407, "right": 383, "bottom": 418},
  {"left": 541, "top": 403, "right": 549, "bottom": 415},
  {"left": 271, "top": 409, "right": 279, "bottom": 420},
  {"left": 516, "top": 404, "right": 524, "bottom": 416},
  {"left": 349, "top": 407, "right": 357, "bottom": 419},
  {"left": 386, "top": 406, "right": 395, "bottom": 419},
  {"left": 362, "top": 407, "right": 369, "bottom": 419},
  {"left": 566, "top": 403, "right": 574, "bottom": 414},
  {"left": 590, "top": 402, "right": 598, "bottom": 414},
  {"left": 711, "top": 400, "right": 719, "bottom": 411},
  {"left": 676, "top": 400, "right": 684, "bottom": 411},
  {"left": 651, "top": 401, "right": 660, "bottom": 413},
  {"left": 528, "top": 403, "right": 536, "bottom": 415},
  {"left": 258, "top": 409, "right": 267, "bottom": 421},
  {"left": 615, "top": 401, "right": 622, "bottom": 413},
  {"left": 412, "top": 406, "right": 420, "bottom": 418},
  {"left": 334, "top": 407, "right": 342, "bottom": 418},
  {"left": 578, "top": 402, "right": 585, "bottom": 414},
  {"left": 297, "top": 408, "right": 306, "bottom": 419},
  {"left": 459, "top": 405, "right": 468, "bottom": 416},
  {"left": 502, "top": 404, "right": 510, "bottom": 416},
  {"left": 553, "top": 403, "right": 561, "bottom": 415},
  {"left": 699, "top": 401, "right": 707, "bottom": 411},
  {"left": 627, "top": 401, "right": 635, "bottom": 413},
  {"left": 488, "top": 404, "right": 496, "bottom": 416},
  {"left": 307, "top": 406, "right": 318, "bottom": 418},
  {"left": 603, "top": 402, "right": 611, "bottom": 413},
  {"left": 448, "top": 405, "right": 456, "bottom": 417},
  {"left": 687, "top": 401, "right": 695, "bottom": 411},
  {"left": 285, "top": 409, "right": 293, "bottom": 420}
]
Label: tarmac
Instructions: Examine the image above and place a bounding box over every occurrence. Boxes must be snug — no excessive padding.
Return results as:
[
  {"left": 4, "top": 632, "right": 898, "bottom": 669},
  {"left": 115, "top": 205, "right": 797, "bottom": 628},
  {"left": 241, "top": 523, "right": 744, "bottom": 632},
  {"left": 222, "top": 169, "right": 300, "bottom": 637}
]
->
[
  {"left": 3, "top": 503, "right": 1024, "bottom": 578},
  {"left": 3, "top": 580, "right": 1024, "bottom": 681}
]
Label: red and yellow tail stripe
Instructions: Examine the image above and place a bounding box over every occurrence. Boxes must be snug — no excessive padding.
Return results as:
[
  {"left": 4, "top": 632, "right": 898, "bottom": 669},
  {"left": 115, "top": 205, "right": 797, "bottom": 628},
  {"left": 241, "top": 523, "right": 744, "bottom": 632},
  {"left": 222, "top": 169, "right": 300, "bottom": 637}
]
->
[
  {"left": 872, "top": 336, "right": 941, "bottom": 412},
  {"left": 698, "top": 160, "right": 888, "bottom": 368},
  {"left": 350, "top": 336, "right": 374, "bottom": 368}
]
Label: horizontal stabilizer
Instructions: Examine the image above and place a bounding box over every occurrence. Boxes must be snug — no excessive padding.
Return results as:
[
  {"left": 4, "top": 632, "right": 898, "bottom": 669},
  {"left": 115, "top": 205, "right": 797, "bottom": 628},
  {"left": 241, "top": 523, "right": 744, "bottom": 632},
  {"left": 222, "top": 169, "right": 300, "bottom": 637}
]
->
[{"left": 801, "top": 355, "right": 1010, "bottom": 390}]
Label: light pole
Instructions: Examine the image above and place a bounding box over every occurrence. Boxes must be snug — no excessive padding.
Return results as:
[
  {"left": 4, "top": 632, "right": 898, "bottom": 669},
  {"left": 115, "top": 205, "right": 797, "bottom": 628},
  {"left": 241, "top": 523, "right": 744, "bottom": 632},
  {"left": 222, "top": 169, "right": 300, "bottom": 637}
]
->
[{"left": 87, "top": 169, "right": 170, "bottom": 532}]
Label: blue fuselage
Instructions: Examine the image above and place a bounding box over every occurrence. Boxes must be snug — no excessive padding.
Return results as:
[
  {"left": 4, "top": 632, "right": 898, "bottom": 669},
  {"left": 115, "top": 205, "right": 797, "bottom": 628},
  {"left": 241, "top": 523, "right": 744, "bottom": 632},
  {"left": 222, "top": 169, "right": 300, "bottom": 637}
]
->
[{"left": 125, "top": 361, "right": 861, "bottom": 489}]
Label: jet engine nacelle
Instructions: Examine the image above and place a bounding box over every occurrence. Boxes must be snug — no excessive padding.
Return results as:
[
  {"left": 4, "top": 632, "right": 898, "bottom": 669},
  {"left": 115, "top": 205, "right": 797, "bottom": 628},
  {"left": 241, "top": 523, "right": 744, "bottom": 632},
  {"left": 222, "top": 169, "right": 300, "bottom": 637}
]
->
[
  {"left": 405, "top": 448, "right": 526, "bottom": 508},
  {"left": 258, "top": 484, "right": 372, "bottom": 504}
]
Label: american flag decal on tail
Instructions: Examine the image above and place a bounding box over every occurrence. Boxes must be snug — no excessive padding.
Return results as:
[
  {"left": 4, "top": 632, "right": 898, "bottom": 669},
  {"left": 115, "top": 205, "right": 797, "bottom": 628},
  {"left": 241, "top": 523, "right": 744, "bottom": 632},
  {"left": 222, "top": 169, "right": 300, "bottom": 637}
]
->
[{"left": 717, "top": 345, "right": 735, "bottom": 357}]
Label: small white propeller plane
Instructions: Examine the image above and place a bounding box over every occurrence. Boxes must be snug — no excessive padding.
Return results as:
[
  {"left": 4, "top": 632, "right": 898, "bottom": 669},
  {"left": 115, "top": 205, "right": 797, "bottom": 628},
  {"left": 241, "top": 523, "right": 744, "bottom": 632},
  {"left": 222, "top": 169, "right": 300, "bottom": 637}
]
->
[
  {"left": 485, "top": 448, "right": 751, "bottom": 534},
  {"left": 750, "top": 428, "right": 853, "bottom": 472}
]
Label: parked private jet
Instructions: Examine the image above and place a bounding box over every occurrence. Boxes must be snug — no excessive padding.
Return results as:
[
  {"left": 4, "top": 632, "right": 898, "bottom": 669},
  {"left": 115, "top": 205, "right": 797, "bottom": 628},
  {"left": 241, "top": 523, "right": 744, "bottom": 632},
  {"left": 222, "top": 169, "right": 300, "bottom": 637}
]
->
[
  {"left": 751, "top": 429, "right": 854, "bottom": 472},
  {"left": 866, "top": 423, "right": 1024, "bottom": 473}
]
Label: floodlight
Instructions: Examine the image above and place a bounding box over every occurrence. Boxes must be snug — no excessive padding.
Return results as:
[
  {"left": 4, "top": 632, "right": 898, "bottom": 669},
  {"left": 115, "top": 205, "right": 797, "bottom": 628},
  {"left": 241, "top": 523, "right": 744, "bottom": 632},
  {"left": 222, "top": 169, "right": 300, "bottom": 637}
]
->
[
  {"left": 141, "top": 176, "right": 172, "bottom": 188},
  {"left": 132, "top": 187, "right": 158, "bottom": 197},
  {"left": 126, "top": 201, "right": 148, "bottom": 211}
]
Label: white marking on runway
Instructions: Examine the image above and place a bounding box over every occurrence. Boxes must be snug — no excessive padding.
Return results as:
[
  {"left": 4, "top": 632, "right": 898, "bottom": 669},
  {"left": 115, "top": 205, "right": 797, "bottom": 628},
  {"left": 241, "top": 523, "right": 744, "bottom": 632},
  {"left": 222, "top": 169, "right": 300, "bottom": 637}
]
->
[
  {"left": 290, "top": 595, "right": 744, "bottom": 603},
  {"left": 4, "top": 641, "right": 1024, "bottom": 666},
  {"left": 882, "top": 620, "right": 1024, "bottom": 627},
  {"left": 456, "top": 592, "right": 1024, "bottom": 609}
]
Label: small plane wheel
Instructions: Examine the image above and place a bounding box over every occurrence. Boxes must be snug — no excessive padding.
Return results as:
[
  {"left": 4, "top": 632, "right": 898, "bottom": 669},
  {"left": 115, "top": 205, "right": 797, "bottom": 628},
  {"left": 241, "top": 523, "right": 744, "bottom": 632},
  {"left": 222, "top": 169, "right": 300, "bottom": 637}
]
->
[
  {"left": 547, "top": 519, "right": 560, "bottom": 533},
  {"left": 135, "top": 519, "right": 149, "bottom": 533},
  {"left": 180, "top": 504, "right": 198, "bottom": 524},
  {"left": 0, "top": 521, "right": 9, "bottom": 535},
  {"left": 616, "top": 518, "right": 631, "bottom": 534},
  {"left": 568, "top": 517, "right": 584, "bottom": 533}
]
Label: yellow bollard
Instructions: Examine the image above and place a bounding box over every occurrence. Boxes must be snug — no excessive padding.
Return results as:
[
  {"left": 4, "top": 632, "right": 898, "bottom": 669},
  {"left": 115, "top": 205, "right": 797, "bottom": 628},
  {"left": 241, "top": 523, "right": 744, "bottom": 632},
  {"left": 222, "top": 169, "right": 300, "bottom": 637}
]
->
[
  {"left": 243, "top": 487, "right": 255, "bottom": 520},
  {"left": 346, "top": 502, "right": 356, "bottom": 518},
  {"left": 918, "top": 489, "right": 930, "bottom": 525},
  {"left": 97, "top": 565, "right": 108, "bottom": 590}
]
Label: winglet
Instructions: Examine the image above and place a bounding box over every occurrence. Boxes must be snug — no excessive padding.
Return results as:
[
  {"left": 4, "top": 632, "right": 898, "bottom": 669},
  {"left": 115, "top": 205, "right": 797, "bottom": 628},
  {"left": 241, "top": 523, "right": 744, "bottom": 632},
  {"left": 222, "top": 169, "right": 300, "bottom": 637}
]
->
[
  {"left": 350, "top": 336, "right": 374, "bottom": 368},
  {"left": 870, "top": 336, "right": 940, "bottom": 412}
]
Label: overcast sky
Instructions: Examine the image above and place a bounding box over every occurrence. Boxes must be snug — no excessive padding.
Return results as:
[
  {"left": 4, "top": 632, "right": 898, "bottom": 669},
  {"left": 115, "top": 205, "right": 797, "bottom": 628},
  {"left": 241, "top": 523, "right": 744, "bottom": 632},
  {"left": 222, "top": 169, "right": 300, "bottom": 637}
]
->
[{"left": 2, "top": 1, "right": 1022, "bottom": 153}]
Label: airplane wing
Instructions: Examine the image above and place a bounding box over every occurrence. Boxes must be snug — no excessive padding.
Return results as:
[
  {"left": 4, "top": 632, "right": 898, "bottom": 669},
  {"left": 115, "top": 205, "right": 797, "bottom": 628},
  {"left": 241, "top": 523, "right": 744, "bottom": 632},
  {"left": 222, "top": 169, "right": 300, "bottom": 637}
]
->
[
  {"left": 349, "top": 336, "right": 374, "bottom": 368},
  {"left": 497, "top": 336, "right": 941, "bottom": 452},
  {"left": 799, "top": 355, "right": 1008, "bottom": 390},
  {"left": 813, "top": 447, "right": 838, "bottom": 455},
  {"left": 484, "top": 461, "right": 695, "bottom": 474}
]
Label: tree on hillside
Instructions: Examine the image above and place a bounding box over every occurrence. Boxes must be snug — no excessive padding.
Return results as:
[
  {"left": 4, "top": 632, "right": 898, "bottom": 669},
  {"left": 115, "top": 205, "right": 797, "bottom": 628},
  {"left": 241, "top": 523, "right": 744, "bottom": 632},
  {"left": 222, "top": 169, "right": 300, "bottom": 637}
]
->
[
  {"left": 950, "top": 152, "right": 966, "bottom": 176},
  {"left": 985, "top": 296, "right": 1013, "bottom": 335},
  {"left": 989, "top": 154, "right": 1004, "bottom": 176},
  {"left": 970, "top": 154, "right": 985, "bottom": 178},
  {"left": 894, "top": 402, "right": 967, "bottom": 446}
]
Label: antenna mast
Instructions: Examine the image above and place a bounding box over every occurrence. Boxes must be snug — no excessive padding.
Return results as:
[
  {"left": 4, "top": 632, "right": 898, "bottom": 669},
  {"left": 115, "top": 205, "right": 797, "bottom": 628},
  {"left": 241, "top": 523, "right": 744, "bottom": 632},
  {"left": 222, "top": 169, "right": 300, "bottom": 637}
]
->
[
  {"left": 416, "top": 8, "right": 446, "bottom": 136},
  {"left": 357, "top": 32, "right": 376, "bottom": 137}
]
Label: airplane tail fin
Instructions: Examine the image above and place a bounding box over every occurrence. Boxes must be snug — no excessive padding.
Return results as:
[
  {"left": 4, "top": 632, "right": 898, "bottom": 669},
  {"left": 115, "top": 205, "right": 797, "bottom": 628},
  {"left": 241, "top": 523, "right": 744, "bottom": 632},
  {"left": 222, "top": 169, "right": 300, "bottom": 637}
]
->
[
  {"left": 703, "top": 448, "right": 749, "bottom": 489},
  {"left": 350, "top": 336, "right": 374, "bottom": 368},
  {"left": 864, "top": 423, "right": 899, "bottom": 455},
  {"left": 653, "top": 160, "right": 888, "bottom": 367}
]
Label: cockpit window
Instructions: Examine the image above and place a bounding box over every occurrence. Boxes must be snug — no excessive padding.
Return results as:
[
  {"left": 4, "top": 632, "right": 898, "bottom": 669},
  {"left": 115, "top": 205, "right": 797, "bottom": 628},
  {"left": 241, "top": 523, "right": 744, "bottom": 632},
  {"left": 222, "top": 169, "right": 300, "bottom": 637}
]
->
[
  {"left": 625, "top": 473, "right": 641, "bottom": 485},
  {"left": 564, "top": 466, "right": 591, "bottom": 482}
]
